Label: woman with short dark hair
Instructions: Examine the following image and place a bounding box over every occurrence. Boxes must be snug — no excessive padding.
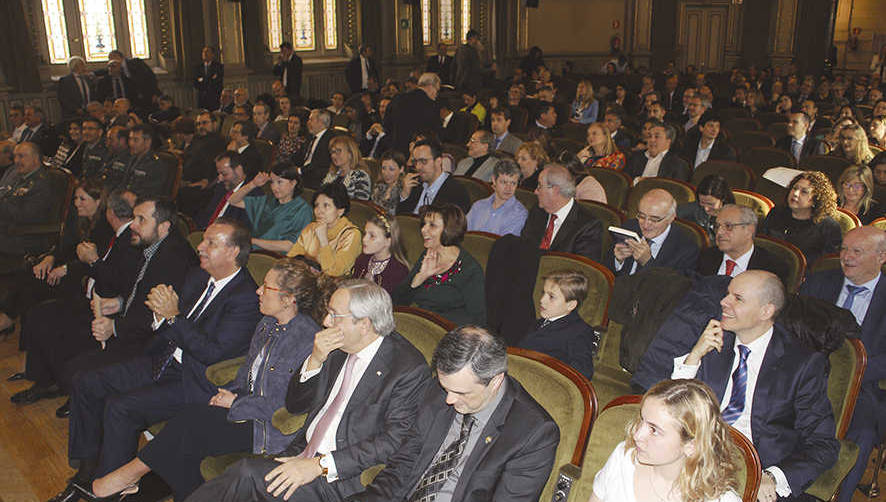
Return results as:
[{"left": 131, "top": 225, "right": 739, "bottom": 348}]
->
[
  {"left": 677, "top": 175, "right": 735, "bottom": 241},
  {"left": 286, "top": 181, "right": 362, "bottom": 276}
]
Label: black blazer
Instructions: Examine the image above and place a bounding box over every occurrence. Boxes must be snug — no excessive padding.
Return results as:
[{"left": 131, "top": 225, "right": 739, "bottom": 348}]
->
[
  {"left": 345, "top": 56, "right": 379, "bottom": 94},
  {"left": 426, "top": 54, "right": 454, "bottom": 83},
  {"left": 384, "top": 89, "right": 443, "bottom": 154},
  {"left": 441, "top": 111, "right": 474, "bottom": 145},
  {"left": 679, "top": 134, "right": 738, "bottom": 166},
  {"left": 273, "top": 54, "right": 304, "bottom": 97},
  {"left": 95, "top": 74, "right": 134, "bottom": 104},
  {"left": 299, "top": 130, "right": 336, "bottom": 189},
  {"left": 604, "top": 219, "right": 699, "bottom": 276},
  {"left": 624, "top": 150, "right": 691, "bottom": 181},
  {"left": 351, "top": 375, "right": 559, "bottom": 502},
  {"left": 518, "top": 311, "right": 596, "bottom": 379},
  {"left": 151, "top": 267, "right": 260, "bottom": 403},
  {"left": 57, "top": 73, "right": 95, "bottom": 118},
  {"left": 90, "top": 225, "right": 143, "bottom": 300},
  {"left": 194, "top": 183, "right": 251, "bottom": 230},
  {"left": 521, "top": 202, "right": 603, "bottom": 262},
  {"left": 283, "top": 332, "right": 431, "bottom": 495},
  {"left": 775, "top": 135, "right": 820, "bottom": 162},
  {"left": 696, "top": 245, "right": 788, "bottom": 279},
  {"left": 397, "top": 175, "right": 471, "bottom": 214},
  {"left": 693, "top": 326, "right": 839, "bottom": 494},
  {"left": 193, "top": 60, "right": 224, "bottom": 111}
]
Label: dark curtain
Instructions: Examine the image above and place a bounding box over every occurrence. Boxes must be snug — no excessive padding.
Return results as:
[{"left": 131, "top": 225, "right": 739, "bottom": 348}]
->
[{"left": 0, "top": 1, "right": 41, "bottom": 92}]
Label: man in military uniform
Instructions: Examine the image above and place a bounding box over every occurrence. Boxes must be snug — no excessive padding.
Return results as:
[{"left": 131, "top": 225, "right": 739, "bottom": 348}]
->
[
  {"left": 0, "top": 142, "right": 56, "bottom": 273},
  {"left": 79, "top": 118, "right": 110, "bottom": 182},
  {"left": 98, "top": 125, "right": 130, "bottom": 190},
  {"left": 122, "top": 124, "right": 170, "bottom": 198}
]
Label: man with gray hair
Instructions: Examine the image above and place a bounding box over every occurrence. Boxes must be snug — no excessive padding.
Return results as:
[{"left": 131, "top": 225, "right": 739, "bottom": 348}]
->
[
  {"left": 300, "top": 108, "right": 336, "bottom": 189},
  {"left": 347, "top": 325, "right": 559, "bottom": 501},
  {"left": 384, "top": 72, "right": 443, "bottom": 154},
  {"left": 521, "top": 164, "right": 603, "bottom": 261},
  {"left": 466, "top": 159, "right": 528, "bottom": 236},
  {"left": 58, "top": 56, "right": 95, "bottom": 119},
  {"left": 185, "top": 279, "right": 431, "bottom": 502},
  {"left": 454, "top": 129, "right": 499, "bottom": 181},
  {"left": 696, "top": 204, "right": 787, "bottom": 278}
]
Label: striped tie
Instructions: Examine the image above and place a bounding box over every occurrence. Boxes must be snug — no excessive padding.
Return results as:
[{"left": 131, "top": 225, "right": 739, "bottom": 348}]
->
[{"left": 722, "top": 345, "right": 751, "bottom": 424}]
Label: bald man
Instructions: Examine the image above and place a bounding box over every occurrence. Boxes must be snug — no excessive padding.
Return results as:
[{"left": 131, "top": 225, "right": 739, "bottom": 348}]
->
[
  {"left": 800, "top": 227, "right": 886, "bottom": 502},
  {"left": 674, "top": 270, "right": 839, "bottom": 502},
  {"left": 605, "top": 188, "right": 699, "bottom": 276}
]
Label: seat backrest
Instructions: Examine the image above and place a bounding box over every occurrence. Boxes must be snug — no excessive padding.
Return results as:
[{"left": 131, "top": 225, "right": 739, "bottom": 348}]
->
[
  {"left": 246, "top": 250, "right": 281, "bottom": 285},
  {"left": 871, "top": 216, "right": 886, "bottom": 230},
  {"left": 442, "top": 143, "right": 469, "bottom": 165},
  {"left": 362, "top": 157, "right": 380, "bottom": 183},
  {"left": 348, "top": 199, "right": 383, "bottom": 234},
  {"left": 587, "top": 167, "right": 632, "bottom": 209},
  {"left": 730, "top": 131, "right": 776, "bottom": 154},
  {"left": 395, "top": 214, "right": 423, "bottom": 266},
  {"left": 551, "top": 138, "right": 584, "bottom": 156},
  {"left": 808, "top": 253, "right": 840, "bottom": 275},
  {"left": 534, "top": 252, "right": 615, "bottom": 327},
  {"left": 757, "top": 112, "right": 788, "bottom": 127},
  {"left": 507, "top": 347, "right": 597, "bottom": 502},
  {"left": 187, "top": 230, "right": 204, "bottom": 250},
  {"left": 576, "top": 200, "right": 625, "bottom": 254},
  {"left": 692, "top": 160, "right": 756, "bottom": 190},
  {"left": 674, "top": 218, "right": 710, "bottom": 249},
  {"left": 724, "top": 117, "right": 762, "bottom": 133},
  {"left": 156, "top": 151, "right": 182, "bottom": 199},
  {"left": 732, "top": 189, "right": 774, "bottom": 222},
  {"left": 393, "top": 306, "right": 454, "bottom": 363},
  {"left": 462, "top": 231, "right": 498, "bottom": 274},
  {"left": 765, "top": 122, "right": 790, "bottom": 141},
  {"left": 301, "top": 187, "right": 316, "bottom": 205},
  {"left": 254, "top": 138, "right": 274, "bottom": 170},
  {"left": 626, "top": 177, "right": 697, "bottom": 218},
  {"left": 514, "top": 187, "right": 538, "bottom": 209},
  {"left": 753, "top": 235, "right": 806, "bottom": 293},
  {"left": 833, "top": 208, "right": 861, "bottom": 236},
  {"left": 451, "top": 175, "right": 493, "bottom": 205},
  {"left": 827, "top": 337, "right": 867, "bottom": 439},
  {"left": 741, "top": 146, "right": 796, "bottom": 177},
  {"left": 561, "top": 122, "right": 588, "bottom": 143},
  {"left": 799, "top": 155, "right": 852, "bottom": 187},
  {"left": 753, "top": 177, "right": 788, "bottom": 209}
]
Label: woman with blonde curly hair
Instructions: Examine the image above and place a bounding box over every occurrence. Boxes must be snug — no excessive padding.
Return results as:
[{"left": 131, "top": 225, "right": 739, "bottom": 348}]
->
[
  {"left": 838, "top": 165, "right": 884, "bottom": 224},
  {"left": 323, "top": 134, "right": 372, "bottom": 200},
  {"left": 832, "top": 123, "right": 875, "bottom": 166},
  {"left": 760, "top": 171, "right": 842, "bottom": 266},
  {"left": 589, "top": 379, "right": 741, "bottom": 502}
]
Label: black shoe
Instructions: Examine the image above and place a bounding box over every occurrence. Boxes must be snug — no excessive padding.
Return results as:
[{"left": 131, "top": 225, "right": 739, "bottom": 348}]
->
[
  {"left": 56, "top": 399, "right": 72, "bottom": 418},
  {"left": 10, "top": 384, "right": 62, "bottom": 404},
  {"left": 72, "top": 481, "right": 133, "bottom": 502},
  {"left": 7, "top": 371, "right": 26, "bottom": 381},
  {"left": 47, "top": 483, "right": 81, "bottom": 502}
]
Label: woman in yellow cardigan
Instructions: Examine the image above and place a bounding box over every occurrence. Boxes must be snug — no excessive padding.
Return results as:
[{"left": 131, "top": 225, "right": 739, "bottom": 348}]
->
[{"left": 286, "top": 181, "right": 362, "bottom": 276}]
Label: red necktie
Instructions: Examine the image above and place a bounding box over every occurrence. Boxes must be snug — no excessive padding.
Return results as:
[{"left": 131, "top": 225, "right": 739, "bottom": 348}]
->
[
  {"left": 103, "top": 234, "right": 117, "bottom": 259},
  {"left": 540, "top": 214, "right": 558, "bottom": 250},
  {"left": 208, "top": 190, "right": 233, "bottom": 226},
  {"left": 724, "top": 259, "right": 737, "bottom": 276}
]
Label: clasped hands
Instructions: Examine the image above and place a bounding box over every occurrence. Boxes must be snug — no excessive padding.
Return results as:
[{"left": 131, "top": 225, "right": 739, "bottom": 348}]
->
[{"left": 145, "top": 284, "right": 180, "bottom": 322}]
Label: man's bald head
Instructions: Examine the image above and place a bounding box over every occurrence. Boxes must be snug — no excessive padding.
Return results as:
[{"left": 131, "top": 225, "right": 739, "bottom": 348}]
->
[
  {"left": 840, "top": 226, "right": 886, "bottom": 285},
  {"left": 637, "top": 189, "right": 676, "bottom": 239},
  {"left": 721, "top": 270, "right": 785, "bottom": 341}
]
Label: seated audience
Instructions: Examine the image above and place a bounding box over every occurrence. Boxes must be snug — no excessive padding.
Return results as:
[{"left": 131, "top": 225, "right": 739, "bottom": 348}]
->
[
  {"left": 677, "top": 174, "right": 735, "bottom": 241},
  {"left": 195, "top": 151, "right": 251, "bottom": 230},
  {"left": 228, "top": 162, "right": 312, "bottom": 253},
  {"left": 759, "top": 171, "right": 842, "bottom": 266},
  {"left": 397, "top": 139, "right": 471, "bottom": 214},
  {"left": 51, "top": 120, "right": 85, "bottom": 174},
  {"left": 672, "top": 270, "right": 839, "bottom": 500},
  {"left": 605, "top": 188, "right": 699, "bottom": 276},
  {"left": 489, "top": 107, "right": 523, "bottom": 155},
  {"left": 800, "top": 226, "right": 886, "bottom": 502},
  {"left": 680, "top": 111, "right": 737, "bottom": 169},
  {"left": 515, "top": 140, "right": 549, "bottom": 191},
  {"left": 696, "top": 204, "right": 787, "bottom": 278},
  {"left": 299, "top": 109, "right": 336, "bottom": 189},
  {"left": 466, "top": 159, "right": 528, "bottom": 236},
  {"left": 624, "top": 120, "right": 690, "bottom": 181},
  {"left": 837, "top": 165, "right": 883, "bottom": 224},
  {"left": 394, "top": 203, "right": 486, "bottom": 325},
  {"left": 569, "top": 79, "right": 599, "bottom": 125},
  {"left": 873, "top": 152, "right": 886, "bottom": 202},
  {"left": 454, "top": 130, "right": 500, "bottom": 182},
  {"left": 276, "top": 113, "right": 307, "bottom": 165},
  {"left": 121, "top": 124, "right": 171, "bottom": 198},
  {"left": 348, "top": 326, "right": 559, "bottom": 502},
  {"left": 603, "top": 107, "right": 635, "bottom": 152},
  {"left": 20, "top": 105, "right": 60, "bottom": 157},
  {"left": 832, "top": 123, "right": 875, "bottom": 166},
  {"left": 590, "top": 379, "right": 742, "bottom": 502},
  {"left": 322, "top": 135, "right": 371, "bottom": 200},
  {"left": 518, "top": 270, "right": 596, "bottom": 379},
  {"left": 77, "top": 118, "right": 109, "bottom": 182},
  {"left": 775, "top": 112, "right": 820, "bottom": 164},
  {"left": 184, "top": 279, "right": 431, "bottom": 502},
  {"left": 286, "top": 181, "right": 362, "bottom": 277},
  {"left": 868, "top": 116, "right": 886, "bottom": 150},
  {"left": 89, "top": 258, "right": 322, "bottom": 501},
  {"left": 521, "top": 164, "right": 603, "bottom": 261},
  {"left": 351, "top": 213, "right": 410, "bottom": 295},
  {"left": 460, "top": 89, "right": 487, "bottom": 123},
  {"left": 371, "top": 150, "right": 405, "bottom": 215},
  {"left": 577, "top": 122, "right": 626, "bottom": 171},
  {"left": 253, "top": 102, "right": 281, "bottom": 144},
  {"left": 527, "top": 102, "right": 559, "bottom": 144}
]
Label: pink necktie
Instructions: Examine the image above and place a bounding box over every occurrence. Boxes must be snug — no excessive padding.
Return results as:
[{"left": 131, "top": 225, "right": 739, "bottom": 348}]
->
[{"left": 301, "top": 354, "right": 359, "bottom": 458}]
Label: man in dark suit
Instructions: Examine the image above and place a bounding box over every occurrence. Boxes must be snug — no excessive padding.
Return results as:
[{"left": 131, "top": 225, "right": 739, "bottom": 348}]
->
[
  {"left": 624, "top": 121, "right": 690, "bottom": 181},
  {"left": 177, "top": 110, "right": 227, "bottom": 216},
  {"left": 661, "top": 74, "right": 682, "bottom": 114},
  {"left": 184, "top": 279, "right": 431, "bottom": 502},
  {"left": 19, "top": 106, "right": 59, "bottom": 158},
  {"left": 605, "top": 189, "right": 699, "bottom": 276},
  {"left": 521, "top": 164, "right": 603, "bottom": 261},
  {"left": 274, "top": 42, "right": 303, "bottom": 98},
  {"left": 439, "top": 98, "right": 474, "bottom": 145},
  {"left": 54, "top": 218, "right": 259, "bottom": 502},
  {"left": 300, "top": 109, "right": 336, "bottom": 189},
  {"left": 680, "top": 111, "right": 737, "bottom": 169},
  {"left": 398, "top": 139, "right": 470, "bottom": 214},
  {"left": 345, "top": 44, "right": 379, "bottom": 94},
  {"left": 776, "top": 112, "right": 820, "bottom": 164},
  {"left": 95, "top": 60, "right": 134, "bottom": 105},
  {"left": 696, "top": 204, "right": 787, "bottom": 279},
  {"left": 58, "top": 56, "right": 95, "bottom": 120},
  {"left": 799, "top": 227, "right": 886, "bottom": 502},
  {"left": 253, "top": 102, "right": 282, "bottom": 144},
  {"left": 426, "top": 42, "right": 453, "bottom": 84},
  {"left": 673, "top": 270, "right": 839, "bottom": 500},
  {"left": 603, "top": 108, "right": 635, "bottom": 152},
  {"left": 195, "top": 151, "right": 252, "bottom": 230},
  {"left": 384, "top": 72, "right": 443, "bottom": 155},
  {"left": 526, "top": 102, "right": 559, "bottom": 146},
  {"left": 347, "top": 326, "right": 559, "bottom": 502},
  {"left": 108, "top": 50, "right": 160, "bottom": 115},
  {"left": 193, "top": 46, "right": 224, "bottom": 111},
  {"left": 122, "top": 124, "right": 172, "bottom": 198}
]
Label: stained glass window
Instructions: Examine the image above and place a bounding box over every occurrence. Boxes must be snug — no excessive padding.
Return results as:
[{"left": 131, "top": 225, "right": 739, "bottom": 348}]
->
[
  {"left": 41, "top": 0, "right": 70, "bottom": 64},
  {"left": 421, "top": 0, "right": 431, "bottom": 46},
  {"left": 78, "top": 0, "right": 117, "bottom": 62},
  {"left": 323, "top": 0, "right": 337, "bottom": 49},
  {"left": 439, "top": 0, "right": 454, "bottom": 44},
  {"left": 267, "top": 0, "right": 282, "bottom": 52},
  {"left": 125, "top": 0, "right": 150, "bottom": 59},
  {"left": 291, "top": 0, "right": 315, "bottom": 51},
  {"left": 461, "top": 0, "right": 471, "bottom": 42}
]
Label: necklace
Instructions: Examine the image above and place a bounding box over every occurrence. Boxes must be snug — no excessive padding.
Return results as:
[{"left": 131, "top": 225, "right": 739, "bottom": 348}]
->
[{"left": 366, "top": 256, "right": 390, "bottom": 278}]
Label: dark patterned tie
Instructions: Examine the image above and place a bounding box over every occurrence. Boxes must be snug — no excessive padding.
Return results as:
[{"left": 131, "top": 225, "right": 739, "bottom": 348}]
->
[
  {"left": 152, "top": 282, "right": 215, "bottom": 381},
  {"left": 722, "top": 345, "right": 751, "bottom": 424},
  {"left": 408, "top": 414, "right": 475, "bottom": 502},
  {"left": 841, "top": 284, "right": 867, "bottom": 311}
]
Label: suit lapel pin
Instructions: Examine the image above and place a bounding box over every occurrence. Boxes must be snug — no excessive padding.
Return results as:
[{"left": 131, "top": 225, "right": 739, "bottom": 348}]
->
[
  {"left": 484, "top": 436, "right": 492, "bottom": 444},
  {"left": 376, "top": 371, "right": 382, "bottom": 376}
]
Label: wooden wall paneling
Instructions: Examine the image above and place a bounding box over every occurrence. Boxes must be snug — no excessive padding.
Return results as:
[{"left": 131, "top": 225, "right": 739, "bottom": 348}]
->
[{"left": 769, "top": 0, "right": 798, "bottom": 68}]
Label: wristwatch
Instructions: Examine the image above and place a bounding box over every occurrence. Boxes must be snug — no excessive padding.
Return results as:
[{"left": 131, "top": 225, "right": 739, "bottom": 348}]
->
[
  {"left": 318, "top": 454, "right": 330, "bottom": 477},
  {"left": 166, "top": 315, "right": 178, "bottom": 325}
]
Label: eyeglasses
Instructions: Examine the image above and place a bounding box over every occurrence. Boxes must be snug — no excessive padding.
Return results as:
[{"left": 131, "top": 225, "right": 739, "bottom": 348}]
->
[
  {"left": 326, "top": 310, "right": 352, "bottom": 320},
  {"left": 414, "top": 157, "right": 433, "bottom": 165},
  {"left": 842, "top": 182, "right": 865, "bottom": 191},
  {"left": 636, "top": 213, "right": 667, "bottom": 224},
  {"left": 259, "top": 283, "right": 286, "bottom": 294},
  {"left": 330, "top": 148, "right": 346, "bottom": 154},
  {"left": 714, "top": 222, "right": 752, "bottom": 232}
]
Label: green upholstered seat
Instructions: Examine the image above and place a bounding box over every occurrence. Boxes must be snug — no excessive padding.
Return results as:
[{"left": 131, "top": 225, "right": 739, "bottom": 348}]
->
[
  {"left": 587, "top": 168, "right": 631, "bottom": 210},
  {"left": 673, "top": 218, "right": 710, "bottom": 249},
  {"left": 514, "top": 187, "right": 538, "bottom": 210},
  {"left": 450, "top": 175, "right": 493, "bottom": 205},
  {"left": 753, "top": 235, "right": 806, "bottom": 293},
  {"left": 626, "top": 178, "right": 696, "bottom": 218},
  {"left": 872, "top": 217, "right": 886, "bottom": 230},
  {"left": 575, "top": 200, "right": 625, "bottom": 254},
  {"left": 348, "top": 200, "right": 383, "bottom": 233},
  {"left": 588, "top": 322, "right": 632, "bottom": 412},
  {"left": 732, "top": 189, "right": 774, "bottom": 223},
  {"left": 393, "top": 306, "right": 453, "bottom": 363},
  {"left": 533, "top": 252, "right": 614, "bottom": 328},
  {"left": 833, "top": 208, "right": 861, "bottom": 237},
  {"left": 692, "top": 160, "right": 756, "bottom": 190},
  {"left": 506, "top": 347, "right": 596, "bottom": 502},
  {"left": 395, "top": 214, "right": 423, "bottom": 267},
  {"left": 246, "top": 251, "right": 281, "bottom": 286},
  {"left": 206, "top": 355, "right": 247, "bottom": 386},
  {"left": 462, "top": 231, "right": 498, "bottom": 275},
  {"left": 187, "top": 231, "right": 204, "bottom": 251}
]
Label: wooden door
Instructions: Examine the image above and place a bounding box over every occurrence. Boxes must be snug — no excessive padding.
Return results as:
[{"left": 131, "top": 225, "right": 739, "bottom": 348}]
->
[{"left": 678, "top": 3, "right": 728, "bottom": 71}]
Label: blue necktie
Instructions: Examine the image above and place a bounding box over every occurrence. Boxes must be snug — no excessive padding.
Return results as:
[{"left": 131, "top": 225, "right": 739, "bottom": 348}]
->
[
  {"left": 791, "top": 140, "right": 802, "bottom": 162},
  {"left": 493, "top": 137, "right": 502, "bottom": 150},
  {"left": 841, "top": 284, "right": 868, "bottom": 311},
  {"left": 722, "top": 345, "right": 751, "bottom": 424}
]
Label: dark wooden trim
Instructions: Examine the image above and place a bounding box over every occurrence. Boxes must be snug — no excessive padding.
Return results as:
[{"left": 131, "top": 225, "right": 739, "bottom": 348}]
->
[
  {"left": 601, "top": 393, "right": 641, "bottom": 413},
  {"left": 351, "top": 199, "right": 386, "bottom": 217},
  {"left": 732, "top": 188, "right": 775, "bottom": 211},
  {"left": 576, "top": 199, "right": 627, "bottom": 225},
  {"left": 507, "top": 346, "right": 598, "bottom": 467},
  {"left": 542, "top": 251, "right": 616, "bottom": 328},
  {"left": 837, "top": 338, "right": 867, "bottom": 440},
  {"left": 754, "top": 234, "right": 807, "bottom": 291},
  {"left": 675, "top": 217, "right": 711, "bottom": 249},
  {"left": 464, "top": 230, "right": 500, "bottom": 241},
  {"left": 729, "top": 427, "right": 762, "bottom": 502}
]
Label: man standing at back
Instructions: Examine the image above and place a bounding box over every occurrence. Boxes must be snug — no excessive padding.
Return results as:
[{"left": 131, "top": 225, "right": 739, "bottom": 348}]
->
[
  {"left": 384, "top": 73, "right": 443, "bottom": 154},
  {"left": 274, "top": 42, "right": 303, "bottom": 99}
]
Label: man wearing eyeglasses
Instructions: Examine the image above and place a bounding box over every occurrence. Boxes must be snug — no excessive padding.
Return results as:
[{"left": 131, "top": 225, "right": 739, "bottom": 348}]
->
[
  {"left": 696, "top": 204, "right": 787, "bottom": 279},
  {"left": 605, "top": 188, "right": 698, "bottom": 276},
  {"left": 397, "top": 139, "right": 470, "bottom": 214}
]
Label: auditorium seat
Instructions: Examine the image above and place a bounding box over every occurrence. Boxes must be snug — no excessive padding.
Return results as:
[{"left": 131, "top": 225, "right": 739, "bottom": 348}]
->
[
  {"left": 587, "top": 167, "right": 631, "bottom": 209},
  {"left": 753, "top": 235, "right": 806, "bottom": 293},
  {"left": 732, "top": 188, "right": 774, "bottom": 222},
  {"left": 692, "top": 160, "right": 756, "bottom": 190},
  {"left": 626, "top": 178, "right": 696, "bottom": 218},
  {"left": 462, "top": 230, "right": 498, "bottom": 274}
]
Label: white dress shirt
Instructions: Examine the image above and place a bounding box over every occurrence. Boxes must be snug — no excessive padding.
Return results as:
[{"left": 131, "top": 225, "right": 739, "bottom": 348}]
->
[
  {"left": 304, "top": 128, "right": 327, "bottom": 166},
  {"left": 717, "top": 245, "right": 754, "bottom": 277},
  {"left": 641, "top": 149, "right": 668, "bottom": 178},
  {"left": 694, "top": 138, "right": 714, "bottom": 168},
  {"left": 547, "top": 198, "right": 575, "bottom": 245},
  {"left": 836, "top": 273, "right": 881, "bottom": 325}
]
